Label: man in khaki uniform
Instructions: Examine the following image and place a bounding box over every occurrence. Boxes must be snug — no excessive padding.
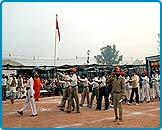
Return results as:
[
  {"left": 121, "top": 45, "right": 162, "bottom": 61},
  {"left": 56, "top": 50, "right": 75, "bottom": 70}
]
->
[
  {"left": 66, "top": 68, "right": 80, "bottom": 113},
  {"left": 112, "top": 67, "right": 126, "bottom": 125},
  {"left": 57, "top": 71, "right": 75, "bottom": 111},
  {"left": 78, "top": 73, "right": 90, "bottom": 107}
]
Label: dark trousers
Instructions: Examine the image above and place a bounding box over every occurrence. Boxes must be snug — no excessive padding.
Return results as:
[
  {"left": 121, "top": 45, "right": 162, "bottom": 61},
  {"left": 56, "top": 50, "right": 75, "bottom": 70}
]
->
[
  {"left": 129, "top": 87, "right": 139, "bottom": 104},
  {"left": 108, "top": 85, "right": 113, "bottom": 104},
  {"left": 2, "top": 86, "right": 7, "bottom": 101},
  {"left": 96, "top": 86, "right": 109, "bottom": 110}
]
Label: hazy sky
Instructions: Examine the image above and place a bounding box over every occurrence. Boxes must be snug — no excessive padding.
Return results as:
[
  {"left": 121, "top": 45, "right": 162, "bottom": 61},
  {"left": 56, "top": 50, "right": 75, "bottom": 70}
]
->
[{"left": 2, "top": 2, "right": 160, "bottom": 61}]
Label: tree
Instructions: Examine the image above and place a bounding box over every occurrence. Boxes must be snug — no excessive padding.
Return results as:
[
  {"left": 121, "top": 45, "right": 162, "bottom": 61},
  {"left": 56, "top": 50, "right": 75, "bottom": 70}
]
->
[
  {"left": 132, "top": 58, "right": 144, "bottom": 65},
  {"left": 94, "top": 44, "right": 123, "bottom": 65}
]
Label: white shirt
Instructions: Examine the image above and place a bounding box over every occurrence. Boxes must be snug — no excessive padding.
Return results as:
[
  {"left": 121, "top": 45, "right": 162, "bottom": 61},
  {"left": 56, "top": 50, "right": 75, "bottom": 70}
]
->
[
  {"left": 142, "top": 76, "right": 149, "bottom": 87},
  {"left": 58, "top": 72, "right": 71, "bottom": 88},
  {"left": 89, "top": 77, "right": 99, "bottom": 90},
  {"left": 78, "top": 76, "right": 89, "bottom": 87},
  {"left": 152, "top": 74, "right": 160, "bottom": 85},
  {"left": 97, "top": 76, "right": 106, "bottom": 87},
  {"left": 2, "top": 78, "right": 7, "bottom": 86},
  {"left": 125, "top": 76, "right": 130, "bottom": 89},
  {"left": 70, "top": 73, "right": 78, "bottom": 87},
  {"left": 27, "top": 77, "right": 35, "bottom": 96}
]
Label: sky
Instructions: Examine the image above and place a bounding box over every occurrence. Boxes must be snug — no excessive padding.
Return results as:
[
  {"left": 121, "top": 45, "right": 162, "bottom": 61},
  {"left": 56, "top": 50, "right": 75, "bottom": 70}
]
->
[{"left": 2, "top": 2, "right": 160, "bottom": 65}]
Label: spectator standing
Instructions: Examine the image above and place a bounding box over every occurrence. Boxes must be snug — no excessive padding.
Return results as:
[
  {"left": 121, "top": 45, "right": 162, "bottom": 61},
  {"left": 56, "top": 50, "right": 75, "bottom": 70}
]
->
[
  {"left": 2, "top": 74, "right": 7, "bottom": 101},
  {"left": 34, "top": 73, "right": 41, "bottom": 101},
  {"left": 17, "top": 74, "right": 23, "bottom": 99},
  {"left": 8, "top": 74, "right": 17, "bottom": 104},
  {"left": 128, "top": 70, "right": 140, "bottom": 105}
]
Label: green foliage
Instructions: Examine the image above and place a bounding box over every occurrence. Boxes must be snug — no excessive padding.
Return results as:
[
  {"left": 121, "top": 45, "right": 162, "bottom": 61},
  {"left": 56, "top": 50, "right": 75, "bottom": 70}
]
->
[
  {"left": 94, "top": 44, "right": 123, "bottom": 65},
  {"left": 133, "top": 59, "right": 143, "bottom": 65}
]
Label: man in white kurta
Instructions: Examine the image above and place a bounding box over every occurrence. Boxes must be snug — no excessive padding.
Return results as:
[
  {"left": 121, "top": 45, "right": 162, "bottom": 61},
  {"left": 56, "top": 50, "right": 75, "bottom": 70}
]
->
[
  {"left": 8, "top": 75, "right": 17, "bottom": 104},
  {"left": 151, "top": 70, "right": 160, "bottom": 100},
  {"left": 17, "top": 74, "right": 37, "bottom": 117}
]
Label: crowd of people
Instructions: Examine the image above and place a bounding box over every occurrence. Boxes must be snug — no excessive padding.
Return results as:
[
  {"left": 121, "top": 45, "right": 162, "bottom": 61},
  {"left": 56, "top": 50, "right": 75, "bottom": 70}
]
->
[
  {"left": 2, "top": 67, "right": 160, "bottom": 124},
  {"left": 2, "top": 72, "right": 41, "bottom": 103}
]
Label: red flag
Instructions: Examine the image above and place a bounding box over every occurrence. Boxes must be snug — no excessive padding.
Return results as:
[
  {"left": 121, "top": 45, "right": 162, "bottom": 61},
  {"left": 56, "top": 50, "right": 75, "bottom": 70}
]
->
[{"left": 56, "top": 14, "right": 60, "bottom": 42}]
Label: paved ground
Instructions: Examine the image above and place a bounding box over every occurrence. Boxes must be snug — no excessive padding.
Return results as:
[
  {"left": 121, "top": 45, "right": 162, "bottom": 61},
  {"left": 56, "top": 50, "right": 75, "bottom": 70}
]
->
[{"left": 2, "top": 94, "right": 160, "bottom": 128}]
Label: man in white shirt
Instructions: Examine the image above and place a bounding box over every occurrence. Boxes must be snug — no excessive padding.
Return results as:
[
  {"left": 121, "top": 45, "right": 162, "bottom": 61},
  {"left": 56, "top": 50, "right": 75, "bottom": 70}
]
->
[
  {"left": 66, "top": 68, "right": 80, "bottom": 113},
  {"left": 2, "top": 74, "right": 7, "bottom": 101},
  {"left": 124, "top": 72, "right": 131, "bottom": 102},
  {"left": 78, "top": 73, "right": 90, "bottom": 107},
  {"left": 8, "top": 74, "right": 17, "bottom": 104},
  {"left": 89, "top": 72, "right": 99, "bottom": 108},
  {"left": 57, "top": 71, "right": 75, "bottom": 111},
  {"left": 95, "top": 72, "right": 108, "bottom": 110},
  {"left": 128, "top": 70, "right": 139, "bottom": 105},
  {"left": 17, "top": 72, "right": 37, "bottom": 117},
  {"left": 151, "top": 69, "right": 160, "bottom": 101},
  {"left": 141, "top": 71, "right": 150, "bottom": 103}
]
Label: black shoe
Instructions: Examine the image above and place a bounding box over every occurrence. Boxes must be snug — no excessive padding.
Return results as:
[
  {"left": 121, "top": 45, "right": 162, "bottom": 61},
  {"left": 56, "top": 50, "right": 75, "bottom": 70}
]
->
[
  {"left": 76, "top": 111, "right": 80, "bottom": 113},
  {"left": 31, "top": 114, "right": 37, "bottom": 117},
  {"left": 57, "top": 105, "right": 61, "bottom": 107},
  {"left": 79, "top": 104, "right": 83, "bottom": 107},
  {"left": 72, "top": 108, "right": 75, "bottom": 111},
  {"left": 104, "top": 108, "right": 109, "bottom": 110},
  {"left": 17, "top": 111, "right": 23, "bottom": 116},
  {"left": 60, "top": 108, "right": 64, "bottom": 111},
  {"left": 65, "top": 111, "right": 71, "bottom": 113}
]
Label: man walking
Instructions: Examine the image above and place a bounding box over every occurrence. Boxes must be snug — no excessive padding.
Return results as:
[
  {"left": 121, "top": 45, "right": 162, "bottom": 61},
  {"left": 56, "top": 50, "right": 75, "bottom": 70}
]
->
[{"left": 17, "top": 72, "right": 37, "bottom": 117}]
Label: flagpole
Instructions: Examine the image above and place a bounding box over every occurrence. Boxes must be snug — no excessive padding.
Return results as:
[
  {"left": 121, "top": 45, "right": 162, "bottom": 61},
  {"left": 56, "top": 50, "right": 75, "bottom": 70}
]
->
[
  {"left": 54, "top": 14, "right": 58, "bottom": 78},
  {"left": 53, "top": 15, "right": 58, "bottom": 99},
  {"left": 54, "top": 29, "right": 57, "bottom": 77}
]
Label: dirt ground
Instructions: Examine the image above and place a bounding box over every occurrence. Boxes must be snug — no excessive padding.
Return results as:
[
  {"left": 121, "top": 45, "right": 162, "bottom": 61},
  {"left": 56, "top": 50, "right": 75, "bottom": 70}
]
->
[{"left": 2, "top": 94, "right": 160, "bottom": 128}]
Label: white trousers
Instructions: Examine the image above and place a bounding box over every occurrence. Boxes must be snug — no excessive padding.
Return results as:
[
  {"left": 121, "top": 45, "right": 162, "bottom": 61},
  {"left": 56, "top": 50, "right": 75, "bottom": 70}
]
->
[
  {"left": 19, "top": 93, "right": 37, "bottom": 115},
  {"left": 17, "top": 88, "right": 22, "bottom": 98},
  {"left": 151, "top": 83, "right": 160, "bottom": 98},
  {"left": 126, "top": 88, "right": 132, "bottom": 101},
  {"left": 141, "top": 85, "right": 150, "bottom": 102}
]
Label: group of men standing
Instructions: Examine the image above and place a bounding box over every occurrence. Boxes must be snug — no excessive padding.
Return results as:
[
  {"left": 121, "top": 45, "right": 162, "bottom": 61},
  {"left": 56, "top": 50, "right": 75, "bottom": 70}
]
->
[
  {"left": 56, "top": 66, "right": 160, "bottom": 125},
  {"left": 56, "top": 67, "right": 126, "bottom": 125}
]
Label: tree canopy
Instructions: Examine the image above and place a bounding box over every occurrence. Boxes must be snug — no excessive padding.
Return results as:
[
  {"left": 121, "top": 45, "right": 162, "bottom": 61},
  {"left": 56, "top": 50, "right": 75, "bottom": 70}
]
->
[{"left": 94, "top": 44, "right": 123, "bottom": 65}]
